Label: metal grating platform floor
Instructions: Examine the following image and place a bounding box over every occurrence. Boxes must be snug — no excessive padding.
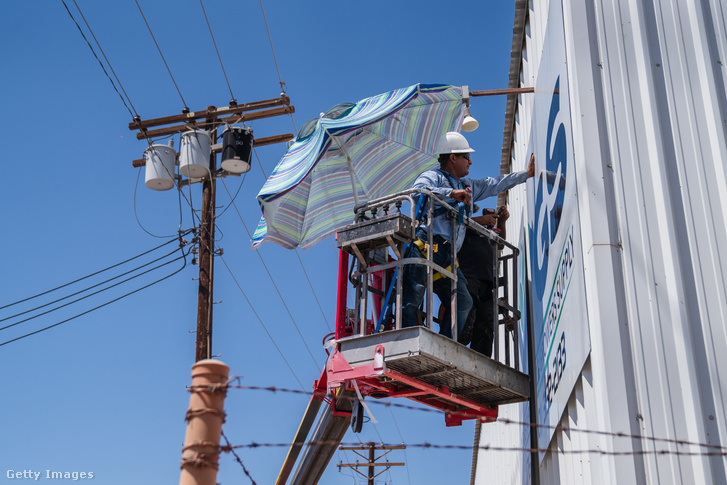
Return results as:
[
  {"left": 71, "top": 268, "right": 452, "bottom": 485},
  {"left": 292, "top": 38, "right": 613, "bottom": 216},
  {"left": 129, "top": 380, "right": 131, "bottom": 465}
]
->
[{"left": 337, "top": 326, "right": 530, "bottom": 407}]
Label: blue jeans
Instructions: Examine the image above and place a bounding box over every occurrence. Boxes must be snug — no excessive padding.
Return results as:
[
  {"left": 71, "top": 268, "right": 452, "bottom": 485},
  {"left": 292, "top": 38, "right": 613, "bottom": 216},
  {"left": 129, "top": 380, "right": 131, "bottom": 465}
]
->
[{"left": 401, "top": 241, "right": 472, "bottom": 340}]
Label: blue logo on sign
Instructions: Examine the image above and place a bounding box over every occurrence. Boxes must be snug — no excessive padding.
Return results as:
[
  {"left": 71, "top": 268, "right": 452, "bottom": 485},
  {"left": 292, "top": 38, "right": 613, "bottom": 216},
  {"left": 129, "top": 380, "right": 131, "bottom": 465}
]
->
[{"left": 531, "top": 77, "right": 567, "bottom": 298}]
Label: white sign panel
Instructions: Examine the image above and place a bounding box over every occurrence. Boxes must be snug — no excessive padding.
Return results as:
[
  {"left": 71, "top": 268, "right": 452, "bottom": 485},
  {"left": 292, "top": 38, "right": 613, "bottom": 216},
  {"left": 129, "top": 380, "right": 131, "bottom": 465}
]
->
[{"left": 524, "top": 0, "right": 591, "bottom": 457}]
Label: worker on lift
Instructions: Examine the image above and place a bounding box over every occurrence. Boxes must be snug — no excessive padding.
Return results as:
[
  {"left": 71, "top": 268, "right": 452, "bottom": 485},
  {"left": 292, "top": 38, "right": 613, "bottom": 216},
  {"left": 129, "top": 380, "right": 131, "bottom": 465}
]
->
[
  {"left": 458, "top": 204, "right": 510, "bottom": 356},
  {"left": 401, "top": 131, "right": 535, "bottom": 341}
]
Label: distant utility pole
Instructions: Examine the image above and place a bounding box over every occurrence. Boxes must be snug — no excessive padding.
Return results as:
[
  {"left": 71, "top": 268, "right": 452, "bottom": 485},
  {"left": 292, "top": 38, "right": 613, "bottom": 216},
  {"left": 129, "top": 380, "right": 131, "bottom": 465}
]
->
[
  {"left": 338, "top": 442, "right": 405, "bottom": 485},
  {"left": 130, "top": 96, "right": 295, "bottom": 362}
]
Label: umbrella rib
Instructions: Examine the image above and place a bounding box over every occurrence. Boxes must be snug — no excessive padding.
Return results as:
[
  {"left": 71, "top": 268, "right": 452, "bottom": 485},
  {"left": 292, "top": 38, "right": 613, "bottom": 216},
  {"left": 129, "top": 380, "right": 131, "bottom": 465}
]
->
[{"left": 324, "top": 127, "right": 365, "bottom": 207}]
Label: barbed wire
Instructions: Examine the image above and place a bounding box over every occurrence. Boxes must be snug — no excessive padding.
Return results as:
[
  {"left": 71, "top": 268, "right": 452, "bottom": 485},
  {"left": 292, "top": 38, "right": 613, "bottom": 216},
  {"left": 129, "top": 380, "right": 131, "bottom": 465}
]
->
[
  {"left": 220, "top": 430, "right": 256, "bottom": 485},
  {"left": 215, "top": 383, "right": 727, "bottom": 455},
  {"left": 223, "top": 439, "right": 727, "bottom": 458}
]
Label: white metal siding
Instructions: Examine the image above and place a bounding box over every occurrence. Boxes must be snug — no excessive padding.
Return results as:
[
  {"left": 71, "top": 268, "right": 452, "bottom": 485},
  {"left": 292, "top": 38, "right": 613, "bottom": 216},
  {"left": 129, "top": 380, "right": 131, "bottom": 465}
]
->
[{"left": 475, "top": 0, "right": 727, "bottom": 483}]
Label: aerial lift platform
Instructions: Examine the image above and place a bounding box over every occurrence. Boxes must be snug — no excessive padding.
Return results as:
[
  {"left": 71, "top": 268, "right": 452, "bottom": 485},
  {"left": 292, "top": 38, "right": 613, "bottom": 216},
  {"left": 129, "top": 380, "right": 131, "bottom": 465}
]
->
[{"left": 277, "top": 190, "right": 532, "bottom": 485}]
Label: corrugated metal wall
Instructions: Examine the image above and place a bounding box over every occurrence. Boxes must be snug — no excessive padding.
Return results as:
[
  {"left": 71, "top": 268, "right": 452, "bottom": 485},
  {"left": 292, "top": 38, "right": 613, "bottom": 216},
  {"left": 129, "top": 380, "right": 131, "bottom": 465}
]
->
[{"left": 476, "top": 0, "right": 727, "bottom": 483}]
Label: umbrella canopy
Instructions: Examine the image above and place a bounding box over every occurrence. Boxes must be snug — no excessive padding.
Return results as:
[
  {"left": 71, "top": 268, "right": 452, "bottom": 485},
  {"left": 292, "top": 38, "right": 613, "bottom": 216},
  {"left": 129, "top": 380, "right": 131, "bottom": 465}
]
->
[{"left": 253, "top": 83, "right": 465, "bottom": 250}]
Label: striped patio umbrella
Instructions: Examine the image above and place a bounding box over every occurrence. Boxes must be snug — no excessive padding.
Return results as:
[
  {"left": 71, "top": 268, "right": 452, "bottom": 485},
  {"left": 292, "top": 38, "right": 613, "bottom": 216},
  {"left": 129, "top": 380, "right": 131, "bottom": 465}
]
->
[{"left": 253, "top": 83, "right": 465, "bottom": 250}]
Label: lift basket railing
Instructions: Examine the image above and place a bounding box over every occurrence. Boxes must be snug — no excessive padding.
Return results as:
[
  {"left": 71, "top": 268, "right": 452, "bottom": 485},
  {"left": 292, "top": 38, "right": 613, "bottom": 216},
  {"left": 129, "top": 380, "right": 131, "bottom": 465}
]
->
[{"left": 336, "top": 188, "right": 522, "bottom": 369}]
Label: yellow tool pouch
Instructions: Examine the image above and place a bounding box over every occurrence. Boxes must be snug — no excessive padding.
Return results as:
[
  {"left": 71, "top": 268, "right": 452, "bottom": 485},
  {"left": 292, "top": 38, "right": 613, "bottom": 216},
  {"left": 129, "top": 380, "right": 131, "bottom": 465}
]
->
[
  {"left": 432, "top": 261, "right": 459, "bottom": 282},
  {"left": 412, "top": 238, "right": 458, "bottom": 282},
  {"left": 413, "top": 238, "right": 437, "bottom": 254}
]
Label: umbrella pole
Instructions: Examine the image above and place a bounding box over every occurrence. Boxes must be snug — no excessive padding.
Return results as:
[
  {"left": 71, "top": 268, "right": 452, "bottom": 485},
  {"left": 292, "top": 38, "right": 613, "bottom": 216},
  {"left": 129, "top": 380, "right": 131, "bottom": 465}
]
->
[
  {"left": 324, "top": 127, "right": 365, "bottom": 207},
  {"left": 345, "top": 157, "right": 361, "bottom": 207}
]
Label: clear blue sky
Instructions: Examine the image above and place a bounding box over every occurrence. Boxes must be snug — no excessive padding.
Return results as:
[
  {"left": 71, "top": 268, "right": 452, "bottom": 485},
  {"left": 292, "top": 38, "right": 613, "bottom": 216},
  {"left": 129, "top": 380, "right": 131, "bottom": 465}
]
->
[{"left": 1, "top": 1, "right": 517, "bottom": 483}]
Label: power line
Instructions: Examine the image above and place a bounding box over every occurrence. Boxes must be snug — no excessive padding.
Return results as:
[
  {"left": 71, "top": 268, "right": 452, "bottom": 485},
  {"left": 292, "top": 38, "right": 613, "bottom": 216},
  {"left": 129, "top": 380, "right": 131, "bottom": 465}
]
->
[
  {"left": 70, "top": 0, "right": 141, "bottom": 118},
  {"left": 252, "top": 147, "right": 268, "bottom": 179},
  {"left": 217, "top": 175, "right": 248, "bottom": 219},
  {"left": 199, "top": 0, "right": 235, "bottom": 104},
  {"left": 217, "top": 255, "right": 308, "bottom": 392},
  {"left": 257, "top": 0, "right": 298, "bottom": 134},
  {"left": 132, "top": 166, "right": 185, "bottom": 238},
  {"left": 219, "top": 181, "right": 322, "bottom": 369},
  {"left": 219, "top": 178, "right": 330, "bottom": 335},
  {"left": 0, "top": 246, "right": 189, "bottom": 333},
  {"left": 387, "top": 406, "right": 412, "bottom": 485},
  {"left": 258, "top": 0, "right": 285, "bottom": 95},
  {"left": 134, "top": 0, "right": 189, "bottom": 111},
  {"left": 0, "top": 248, "right": 190, "bottom": 347},
  {"left": 293, "top": 248, "right": 332, "bottom": 332},
  {"left": 0, "top": 231, "right": 190, "bottom": 311},
  {"left": 60, "top": 0, "right": 136, "bottom": 120},
  {"left": 243, "top": 147, "right": 335, "bottom": 329},
  {"left": 0, "top": 244, "right": 185, "bottom": 327}
]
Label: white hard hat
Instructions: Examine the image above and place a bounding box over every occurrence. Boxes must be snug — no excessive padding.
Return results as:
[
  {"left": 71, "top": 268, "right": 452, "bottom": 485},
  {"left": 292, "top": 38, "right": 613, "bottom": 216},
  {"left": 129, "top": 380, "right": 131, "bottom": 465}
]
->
[{"left": 434, "top": 131, "right": 475, "bottom": 154}]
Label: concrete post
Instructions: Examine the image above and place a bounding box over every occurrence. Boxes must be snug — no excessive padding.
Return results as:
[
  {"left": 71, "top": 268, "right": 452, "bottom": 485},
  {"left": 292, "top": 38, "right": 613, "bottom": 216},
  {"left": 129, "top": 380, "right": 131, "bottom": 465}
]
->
[{"left": 180, "top": 359, "right": 230, "bottom": 485}]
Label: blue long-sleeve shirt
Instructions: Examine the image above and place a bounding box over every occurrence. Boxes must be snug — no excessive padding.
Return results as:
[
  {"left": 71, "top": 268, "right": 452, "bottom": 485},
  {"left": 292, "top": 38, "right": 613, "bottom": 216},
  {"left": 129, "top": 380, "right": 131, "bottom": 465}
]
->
[{"left": 412, "top": 168, "right": 528, "bottom": 251}]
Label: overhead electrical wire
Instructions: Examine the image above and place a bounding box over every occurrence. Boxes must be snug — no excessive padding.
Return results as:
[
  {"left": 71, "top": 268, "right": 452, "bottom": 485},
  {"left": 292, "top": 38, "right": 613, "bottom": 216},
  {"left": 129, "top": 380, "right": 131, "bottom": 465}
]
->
[
  {"left": 199, "top": 0, "right": 235, "bottom": 104},
  {"left": 292, "top": 249, "right": 331, "bottom": 332},
  {"left": 61, "top": 0, "right": 156, "bottom": 159},
  {"left": 258, "top": 0, "right": 285, "bottom": 96},
  {"left": 133, "top": 167, "right": 185, "bottom": 238},
  {"left": 217, "top": 255, "right": 307, "bottom": 391},
  {"left": 0, "top": 246, "right": 190, "bottom": 347},
  {"left": 255, "top": 2, "right": 344, "bottom": 278},
  {"left": 59, "top": 0, "right": 330, "bottom": 402},
  {"left": 258, "top": 0, "right": 297, "bottom": 135},
  {"left": 61, "top": 0, "right": 191, "bottom": 234},
  {"left": 252, "top": 147, "right": 268, "bottom": 180},
  {"left": 215, "top": 173, "right": 248, "bottom": 219},
  {"left": 70, "top": 0, "right": 141, "bottom": 119},
  {"left": 0, "top": 244, "right": 185, "bottom": 326},
  {"left": 0, "top": 240, "right": 191, "bottom": 333},
  {"left": 0, "top": 231, "right": 190, "bottom": 311},
  {"left": 135, "top": 0, "right": 189, "bottom": 111},
  {"left": 387, "top": 406, "right": 413, "bottom": 485},
  {"left": 222, "top": 153, "right": 331, "bottom": 332},
  {"left": 72, "top": 1, "right": 357, "bottom": 460},
  {"left": 61, "top": 0, "right": 137, "bottom": 121},
  {"left": 219, "top": 180, "right": 322, "bottom": 368}
]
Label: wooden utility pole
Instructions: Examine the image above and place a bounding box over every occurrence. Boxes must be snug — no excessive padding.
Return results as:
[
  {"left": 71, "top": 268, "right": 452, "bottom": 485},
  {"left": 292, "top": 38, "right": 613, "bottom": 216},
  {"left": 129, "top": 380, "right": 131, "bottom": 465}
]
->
[
  {"left": 338, "top": 442, "right": 405, "bottom": 485},
  {"left": 195, "top": 107, "right": 218, "bottom": 362},
  {"left": 129, "top": 95, "right": 295, "bottom": 362}
]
